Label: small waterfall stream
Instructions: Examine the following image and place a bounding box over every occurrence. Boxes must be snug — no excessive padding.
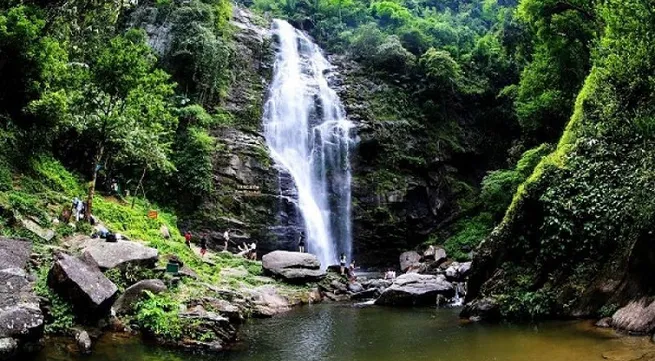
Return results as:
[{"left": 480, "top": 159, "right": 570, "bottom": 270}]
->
[{"left": 263, "top": 20, "right": 355, "bottom": 267}]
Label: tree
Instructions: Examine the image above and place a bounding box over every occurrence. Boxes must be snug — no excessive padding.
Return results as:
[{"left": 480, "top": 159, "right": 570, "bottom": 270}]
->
[{"left": 49, "top": 29, "right": 177, "bottom": 218}]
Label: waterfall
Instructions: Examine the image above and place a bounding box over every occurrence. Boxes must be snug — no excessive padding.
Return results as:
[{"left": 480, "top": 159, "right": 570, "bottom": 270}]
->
[{"left": 263, "top": 20, "right": 355, "bottom": 267}]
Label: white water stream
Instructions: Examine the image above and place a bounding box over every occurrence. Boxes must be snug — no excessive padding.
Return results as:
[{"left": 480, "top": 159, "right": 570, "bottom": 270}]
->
[{"left": 263, "top": 20, "right": 355, "bottom": 267}]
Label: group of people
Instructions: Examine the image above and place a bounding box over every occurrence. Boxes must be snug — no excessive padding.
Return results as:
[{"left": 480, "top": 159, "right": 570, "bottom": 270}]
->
[
  {"left": 183, "top": 228, "right": 364, "bottom": 281},
  {"left": 184, "top": 229, "right": 257, "bottom": 260}
]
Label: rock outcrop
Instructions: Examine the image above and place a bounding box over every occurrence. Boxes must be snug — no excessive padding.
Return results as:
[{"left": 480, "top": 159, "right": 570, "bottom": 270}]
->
[
  {"left": 81, "top": 239, "right": 158, "bottom": 270},
  {"left": 48, "top": 253, "right": 118, "bottom": 318},
  {"left": 0, "top": 238, "right": 44, "bottom": 360},
  {"left": 375, "top": 273, "right": 454, "bottom": 306},
  {"left": 261, "top": 251, "right": 326, "bottom": 283},
  {"left": 444, "top": 262, "right": 472, "bottom": 281},
  {"left": 460, "top": 297, "right": 501, "bottom": 322},
  {"left": 399, "top": 251, "right": 421, "bottom": 272},
  {"left": 112, "top": 279, "right": 167, "bottom": 315},
  {"left": 179, "top": 306, "right": 236, "bottom": 351},
  {"left": 611, "top": 299, "right": 655, "bottom": 334},
  {"left": 74, "top": 329, "right": 92, "bottom": 354}
]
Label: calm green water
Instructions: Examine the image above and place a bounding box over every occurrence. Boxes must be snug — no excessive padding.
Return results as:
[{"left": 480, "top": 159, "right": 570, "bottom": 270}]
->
[{"left": 34, "top": 304, "right": 653, "bottom": 361}]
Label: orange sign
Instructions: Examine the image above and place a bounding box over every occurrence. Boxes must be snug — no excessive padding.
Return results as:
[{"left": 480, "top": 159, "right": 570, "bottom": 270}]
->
[{"left": 147, "top": 210, "right": 158, "bottom": 219}]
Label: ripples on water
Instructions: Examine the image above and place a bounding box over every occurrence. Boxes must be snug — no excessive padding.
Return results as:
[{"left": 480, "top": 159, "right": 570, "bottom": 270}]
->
[{"left": 34, "top": 305, "right": 654, "bottom": 361}]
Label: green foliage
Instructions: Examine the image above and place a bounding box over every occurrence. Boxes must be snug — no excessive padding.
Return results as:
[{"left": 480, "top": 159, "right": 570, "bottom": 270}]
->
[
  {"left": 481, "top": 143, "right": 551, "bottom": 218},
  {"left": 165, "top": 0, "right": 233, "bottom": 106},
  {"left": 498, "top": 288, "right": 555, "bottom": 321},
  {"left": 444, "top": 213, "right": 493, "bottom": 261},
  {"left": 419, "top": 48, "right": 462, "bottom": 91},
  {"left": 105, "top": 265, "right": 158, "bottom": 293},
  {"left": 598, "top": 303, "right": 619, "bottom": 318},
  {"left": 29, "top": 156, "right": 83, "bottom": 196},
  {"left": 34, "top": 262, "right": 75, "bottom": 334},
  {"left": 135, "top": 291, "right": 182, "bottom": 340},
  {"left": 0, "top": 159, "right": 12, "bottom": 192}
]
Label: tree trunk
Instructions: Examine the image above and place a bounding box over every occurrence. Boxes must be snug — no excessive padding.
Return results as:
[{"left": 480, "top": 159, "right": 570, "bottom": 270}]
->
[
  {"left": 86, "top": 147, "right": 104, "bottom": 221},
  {"left": 131, "top": 166, "right": 147, "bottom": 209}
]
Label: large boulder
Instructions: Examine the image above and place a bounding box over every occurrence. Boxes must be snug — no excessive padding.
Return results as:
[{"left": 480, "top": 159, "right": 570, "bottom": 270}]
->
[
  {"left": 423, "top": 246, "right": 447, "bottom": 265},
  {"left": 0, "top": 238, "right": 44, "bottom": 360},
  {"left": 460, "top": 297, "right": 501, "bottom": 322},
  {"left": 48, "top": 253, "right": 118, "bottom": 318},
  {"left": 612, "top": 298, "right": 655, "bottom": 334},
  {"left": 82, "top": 239, "right": 158, "bottom": 270},
  {"left": 179, "top": 306, "right": 236, "bottom": 351},
  {"left": 445, "top": 262, "right": 472, "bottom": 281},
  {"left": 111, "top": 279, "right": 167, "bottom": 315},
  {"left": 399, "top": 251, "right": 421, "bottom": 272},
  {"left": 261, "top": 251, "right": 326, "bottom": 283},
  {"left": 375, "top": 273, "right": 454, "bottom": 306}
]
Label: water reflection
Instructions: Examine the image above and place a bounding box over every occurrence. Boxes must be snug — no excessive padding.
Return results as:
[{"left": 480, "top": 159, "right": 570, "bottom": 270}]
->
[{"left": 32, "top": 305, "right": 655, "bottom": 361}]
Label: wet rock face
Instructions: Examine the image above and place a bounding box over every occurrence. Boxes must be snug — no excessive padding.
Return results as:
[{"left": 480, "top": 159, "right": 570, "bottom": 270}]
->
[
  {"left": 0, "top": 238, "right": 44, "bottom": 360},
  {"left": 48, "top": 253, "right": 118, "bottom": 319},
  {"left": 329, "top": 55, "right": 455, "bottom": 268},
  {"left": 261, "top": 251, "right": 326, "bottom": 283},
  {"left": 375, "top": 273, "right": 454, "bottom": 306}
]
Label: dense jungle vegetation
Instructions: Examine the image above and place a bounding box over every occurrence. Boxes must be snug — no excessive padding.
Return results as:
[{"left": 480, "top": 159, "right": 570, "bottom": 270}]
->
[{"left": 1, "top": 0, "right": 652, "bottom": 295}]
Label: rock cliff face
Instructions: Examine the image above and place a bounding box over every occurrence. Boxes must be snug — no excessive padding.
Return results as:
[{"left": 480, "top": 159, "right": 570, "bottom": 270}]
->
[
  {"left": 172, "top": 7, "right": 294, "bottom": 253},
  {"left": 329, "top": 56, "right": 456, "bottom": 267},
  {"left": 134, "top": 5, "right": 478, "bottom": 266}
]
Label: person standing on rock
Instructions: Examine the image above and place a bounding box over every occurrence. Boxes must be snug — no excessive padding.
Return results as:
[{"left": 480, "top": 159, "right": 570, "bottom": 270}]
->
[
  {"left": 184, "top": 231, "right": 192, "bottom": 248},
  {"left": 340, "top": 253, "right": 347, "bottom": 275},
  {"left": 222, "top": 229, "right": 231, "bottom": 252},
  {"left": 348, "top": 260, "right": 357, "bottom": 281},
  {"left": 249, "top": 241, "right": 257, "bottom": 260},
  {"left": 200, "top": 238, "right": 207, "bottom": 258},
  {"left": 298, "top": 232, "right": 306, "bottom": 253}
]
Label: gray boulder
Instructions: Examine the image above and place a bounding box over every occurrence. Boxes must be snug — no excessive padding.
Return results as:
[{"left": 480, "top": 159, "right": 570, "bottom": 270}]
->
[
  {"left": 179, "top": 306, "right": 236, "bottom": 347},
  {"left": 348, "top": 282, "right": 365, "bottom": 293},
  {"left": 112, "top": 279, "right": 167, "bottom": 315},
  {"left": 0, "top": 338, "right": 17, "bottom": 360},
  {"left": 0, "top": 237, "right": 33, "bottom": 269},
  {"left": 0, "top": 238, "right": 44, "bottom": 360},
  {"left": 445, "top": 262, "right": 472, "bottom": 281},
  {"left": 460, "top": 297, "right": 501, "bottom": 322},
  {"left": 75, "top": 330, "right": 92, "bottom": 354},
  {"left": 160, "top": 225, "right": 170, "bottom": 239},
  {"left": 48, "top": 253, "right": 118, "bottom": 317},
  {"left": 596, "top": 317, "right": 613, "bottom": 328},
  {"left": 261, "top": 251, "right": 325, "bottom": 283},
  {"left": 612, "top": 298, "right": 655, "bottom": 334},
  {"left": 350, "top": 288, "right": 380, "bottom": 301},
  {"left": 187, "top": 298, "right": 243, "bottom": 323},
  {"left": 399, "top": 251, "right": 421, "bottom": 272},
  {"left": 82, "top": 239, "right": 158, "bottom": 270},
  {"left": 423, "top": 246, "right": 447, "bottom": 264},
  {"left": 375, "top": 273, "right": 454, "bottom": 306}
]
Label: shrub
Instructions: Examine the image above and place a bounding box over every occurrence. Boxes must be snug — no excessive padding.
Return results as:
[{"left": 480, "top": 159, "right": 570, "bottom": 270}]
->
[{"left": 135, "top": 291, "right": 182, "bottom": 340}]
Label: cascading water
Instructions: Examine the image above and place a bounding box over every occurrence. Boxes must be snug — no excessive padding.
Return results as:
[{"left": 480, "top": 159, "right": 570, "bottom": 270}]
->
[{"left": 263, "top": 20, "right": 355, "bottom": 267}]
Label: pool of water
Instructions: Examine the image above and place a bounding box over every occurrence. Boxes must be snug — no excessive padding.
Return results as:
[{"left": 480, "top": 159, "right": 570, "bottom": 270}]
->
[{"left": 33, "top": 304, "right": 654, "bottom": 361}]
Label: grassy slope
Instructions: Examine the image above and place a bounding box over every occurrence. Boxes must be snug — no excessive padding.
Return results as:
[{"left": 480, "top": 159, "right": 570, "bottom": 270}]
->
[{"left": 0, "top": 155, "right": 310, "bottom": 339}]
